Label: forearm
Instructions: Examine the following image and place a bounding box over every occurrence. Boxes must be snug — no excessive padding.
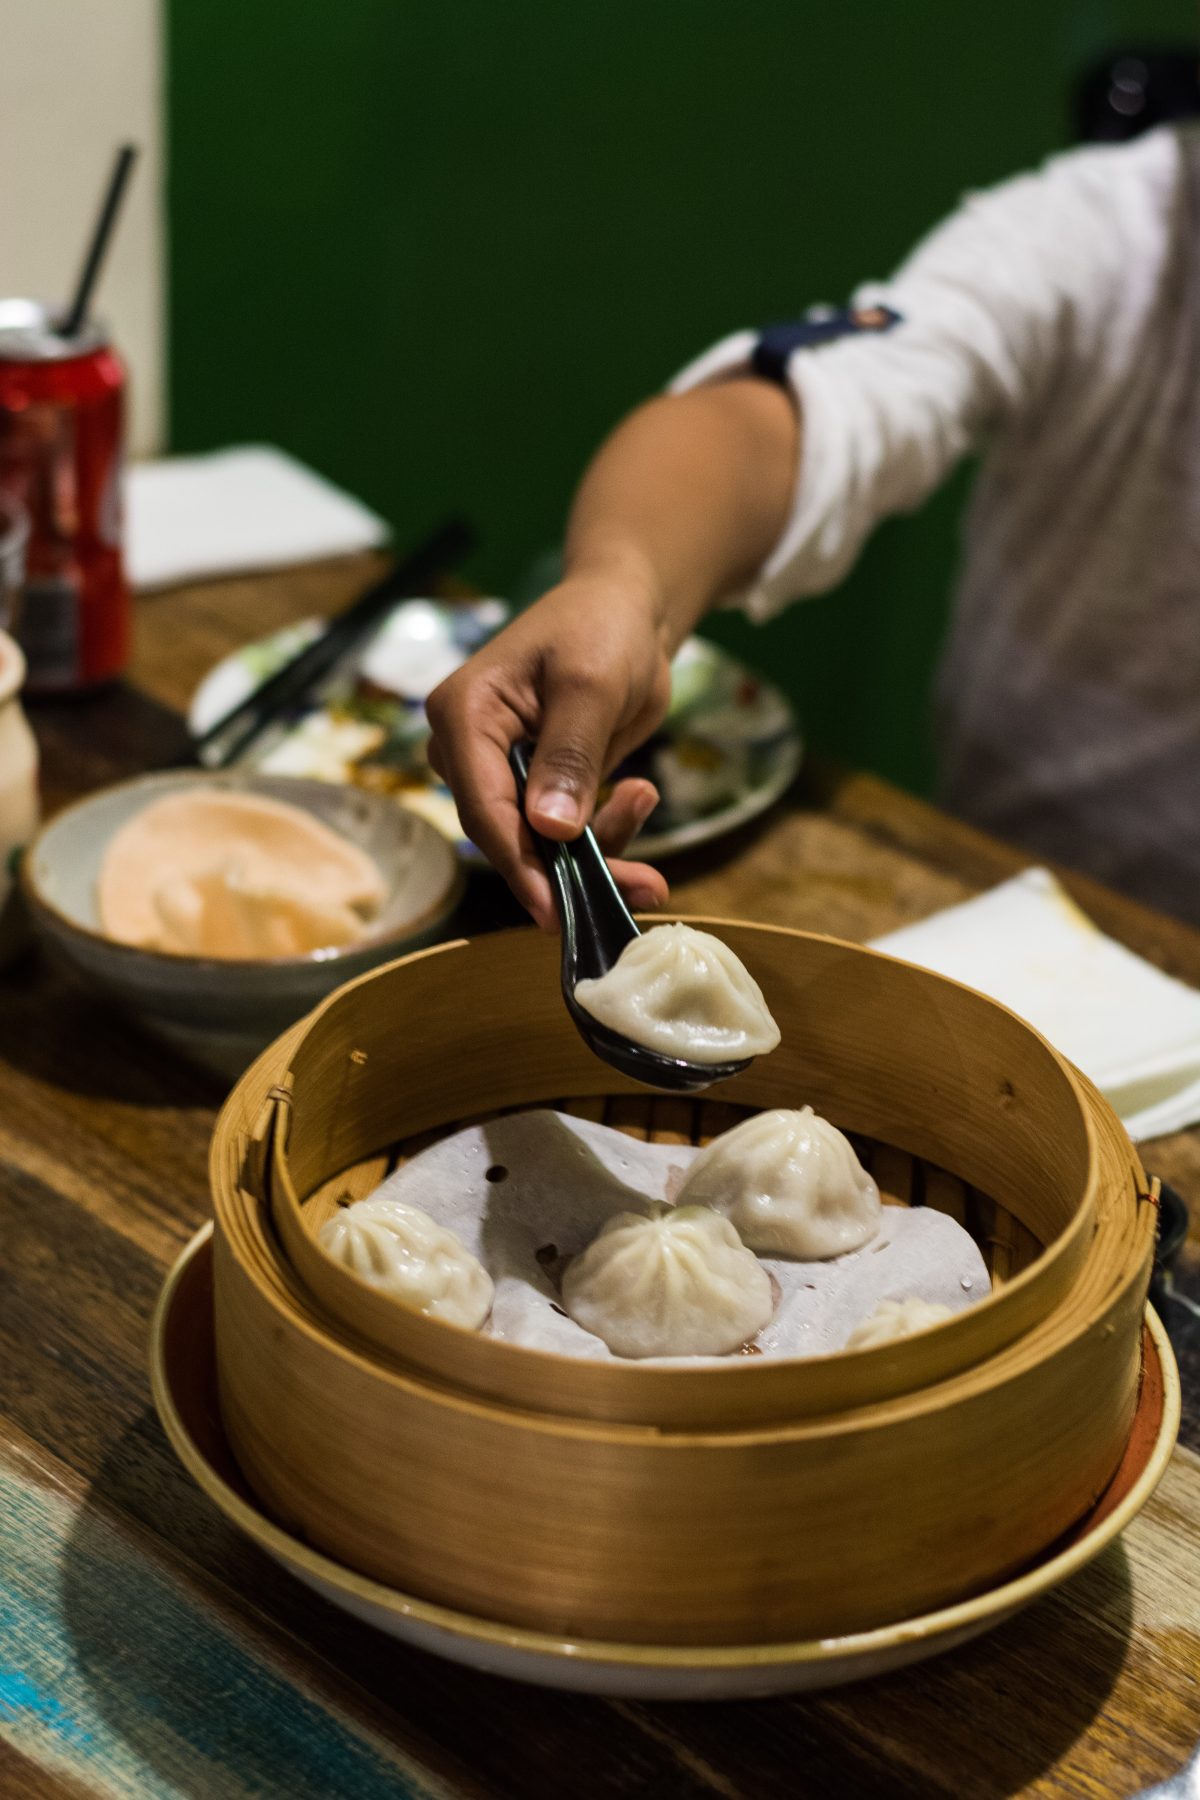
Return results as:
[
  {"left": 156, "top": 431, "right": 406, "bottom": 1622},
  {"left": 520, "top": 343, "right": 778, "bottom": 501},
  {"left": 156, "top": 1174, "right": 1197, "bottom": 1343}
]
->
[
  {"left": 563, "top": 378, "right": 800, "bottom": 651},
  {"left": 426, "top": 376, "right": 796, "bottom": 924}
]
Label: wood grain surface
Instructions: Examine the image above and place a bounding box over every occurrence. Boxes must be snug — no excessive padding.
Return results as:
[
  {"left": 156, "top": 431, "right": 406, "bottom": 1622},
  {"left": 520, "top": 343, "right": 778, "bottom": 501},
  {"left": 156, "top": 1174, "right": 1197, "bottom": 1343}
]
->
[{"left": 2, "top": 557, "right": 1198, "bottom": 1798}]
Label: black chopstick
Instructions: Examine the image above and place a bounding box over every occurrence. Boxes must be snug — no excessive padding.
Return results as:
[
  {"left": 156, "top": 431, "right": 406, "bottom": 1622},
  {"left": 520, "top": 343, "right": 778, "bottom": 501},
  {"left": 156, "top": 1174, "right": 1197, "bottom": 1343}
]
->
[{"left": 190, "top": 517, "right": 476, "bottom": 770}]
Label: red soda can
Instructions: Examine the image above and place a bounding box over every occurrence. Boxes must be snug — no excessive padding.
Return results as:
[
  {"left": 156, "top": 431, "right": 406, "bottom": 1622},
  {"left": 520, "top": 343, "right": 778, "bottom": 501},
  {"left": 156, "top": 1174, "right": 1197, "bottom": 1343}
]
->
[{"left": 0, "top": 298, "right": 129, "bottom": 693}]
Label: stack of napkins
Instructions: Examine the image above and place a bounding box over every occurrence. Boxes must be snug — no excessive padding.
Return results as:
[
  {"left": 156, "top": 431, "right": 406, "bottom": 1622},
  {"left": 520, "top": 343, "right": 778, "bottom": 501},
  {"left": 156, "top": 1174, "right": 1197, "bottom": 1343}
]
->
[
  {"left": 126, "top": 445, "right": 390, "bottom": 591},
  {"left": 871, "top": 867, "right": 1200, "bottom": 1142}
]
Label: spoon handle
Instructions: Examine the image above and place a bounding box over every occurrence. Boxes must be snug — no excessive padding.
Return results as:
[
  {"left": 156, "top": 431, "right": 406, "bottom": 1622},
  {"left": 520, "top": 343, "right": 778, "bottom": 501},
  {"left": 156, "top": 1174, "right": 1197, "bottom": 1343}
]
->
[
  {"left": 509, "top": 743, "right": 639, "bottom": 980},
  {"left": 509, "top": 743, "right": 747, "bottom": 1091}
]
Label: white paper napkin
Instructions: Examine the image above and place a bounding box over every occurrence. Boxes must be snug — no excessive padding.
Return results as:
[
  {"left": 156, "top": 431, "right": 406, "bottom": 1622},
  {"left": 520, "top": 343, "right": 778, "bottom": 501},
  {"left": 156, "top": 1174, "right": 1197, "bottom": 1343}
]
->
[
  {"left": 126, "top": 445, "right": 390, "bottom": 591},
  {"left": 870, "top": 867, "right": 1200, "bottom": 1142}
]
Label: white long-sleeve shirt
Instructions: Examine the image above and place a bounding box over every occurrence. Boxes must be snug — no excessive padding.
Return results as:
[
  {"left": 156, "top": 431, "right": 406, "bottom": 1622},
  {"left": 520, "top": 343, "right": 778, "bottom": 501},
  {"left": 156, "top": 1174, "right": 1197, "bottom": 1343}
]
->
[{"left": 674, "top": 126, "right": 1200, "bottom": 922}]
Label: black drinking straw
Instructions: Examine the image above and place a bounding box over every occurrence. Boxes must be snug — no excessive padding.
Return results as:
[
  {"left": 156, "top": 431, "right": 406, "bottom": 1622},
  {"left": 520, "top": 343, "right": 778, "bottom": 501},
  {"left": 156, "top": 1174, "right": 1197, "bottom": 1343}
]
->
[{"left": 61, "top": 144, "right": 139, "bottom": 339}]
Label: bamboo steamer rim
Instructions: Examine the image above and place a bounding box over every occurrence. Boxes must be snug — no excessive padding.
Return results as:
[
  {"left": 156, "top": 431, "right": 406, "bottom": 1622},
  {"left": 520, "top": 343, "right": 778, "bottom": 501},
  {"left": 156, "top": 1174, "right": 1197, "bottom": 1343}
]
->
[
  {"left": 156, "top": 1223, "right": 1181, "bottom": 1669},
  {"left": 212, "top": 1101, "right": 1151, "bottom": 1450},
  {"left": 210, "top": 1017, "right": 1154, "bottom": 1452},
  {"left": 211, "top": 919, "right": 1146, "bottom": 1428}
]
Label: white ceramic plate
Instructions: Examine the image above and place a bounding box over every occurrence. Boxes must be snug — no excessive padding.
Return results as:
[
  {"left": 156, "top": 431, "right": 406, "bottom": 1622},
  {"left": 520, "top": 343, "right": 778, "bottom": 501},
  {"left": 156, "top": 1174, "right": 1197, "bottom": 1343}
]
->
[
  {"left": 151, "top": 1225, "right": 1180, "bottom": 1700},
  {"left": 188, "top": 603, "right": 803, "bottom": 862}
]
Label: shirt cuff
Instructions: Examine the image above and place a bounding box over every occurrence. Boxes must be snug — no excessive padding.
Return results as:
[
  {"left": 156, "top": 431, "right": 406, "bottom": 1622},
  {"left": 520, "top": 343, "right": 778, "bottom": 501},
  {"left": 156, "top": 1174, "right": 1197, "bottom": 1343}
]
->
[{"left": 668, "top": 329, "right": 840, "bottom": 624}]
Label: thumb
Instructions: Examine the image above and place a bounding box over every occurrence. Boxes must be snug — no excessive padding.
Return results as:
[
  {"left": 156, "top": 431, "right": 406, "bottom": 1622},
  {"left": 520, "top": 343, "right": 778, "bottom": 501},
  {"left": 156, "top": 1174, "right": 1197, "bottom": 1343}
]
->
[{"left": 526, "top": 668, "right": 621, "bottom": 839}]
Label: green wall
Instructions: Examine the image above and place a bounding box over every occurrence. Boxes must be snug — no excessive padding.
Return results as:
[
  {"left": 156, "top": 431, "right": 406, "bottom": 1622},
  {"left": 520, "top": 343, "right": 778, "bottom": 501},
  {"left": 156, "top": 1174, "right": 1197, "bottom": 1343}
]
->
[{"left": 167, "top": 0, "right": 1196, "bottom": 794}]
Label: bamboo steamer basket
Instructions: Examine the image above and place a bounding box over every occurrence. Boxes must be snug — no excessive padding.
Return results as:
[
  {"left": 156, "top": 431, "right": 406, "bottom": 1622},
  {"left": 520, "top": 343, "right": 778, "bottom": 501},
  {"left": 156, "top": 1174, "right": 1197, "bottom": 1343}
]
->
[{"left": 210, "top": 920, "right": 1159, "bottom": 1646}]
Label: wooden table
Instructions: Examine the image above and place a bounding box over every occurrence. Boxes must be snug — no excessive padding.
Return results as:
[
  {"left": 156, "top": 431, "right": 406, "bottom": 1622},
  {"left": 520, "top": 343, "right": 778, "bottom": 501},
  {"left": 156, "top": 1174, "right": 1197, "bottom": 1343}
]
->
[{"left": 3, "top": 557, "right": 1199, "bottom": 1800}]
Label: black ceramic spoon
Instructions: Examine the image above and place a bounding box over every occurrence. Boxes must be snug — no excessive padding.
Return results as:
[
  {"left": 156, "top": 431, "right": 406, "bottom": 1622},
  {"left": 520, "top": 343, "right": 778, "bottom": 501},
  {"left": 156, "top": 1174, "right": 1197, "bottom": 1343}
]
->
[{"left": 509, "top": 742, "right": 751, "bottom": 1092}]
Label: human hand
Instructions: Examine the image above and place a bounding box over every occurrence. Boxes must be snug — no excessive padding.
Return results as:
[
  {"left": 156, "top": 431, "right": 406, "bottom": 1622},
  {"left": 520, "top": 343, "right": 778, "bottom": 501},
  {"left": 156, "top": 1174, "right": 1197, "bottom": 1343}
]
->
[{"left": 426, "top": 573, "right": 673, "bottom": 928}]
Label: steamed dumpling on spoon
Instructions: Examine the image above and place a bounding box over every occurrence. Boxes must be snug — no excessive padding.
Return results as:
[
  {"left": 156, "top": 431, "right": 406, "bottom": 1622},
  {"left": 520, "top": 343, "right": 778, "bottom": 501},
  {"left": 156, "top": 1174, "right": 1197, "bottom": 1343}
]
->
[{"left": 573, "top": 922, "right": 780, "bottom": 1065}]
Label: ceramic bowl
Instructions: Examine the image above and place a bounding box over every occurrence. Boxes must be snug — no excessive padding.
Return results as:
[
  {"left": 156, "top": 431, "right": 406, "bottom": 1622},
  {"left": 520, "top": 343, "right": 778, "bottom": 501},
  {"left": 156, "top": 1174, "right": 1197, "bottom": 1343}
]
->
[{"left": 21, "top": 770, "right": 464, "bottom": 1076}]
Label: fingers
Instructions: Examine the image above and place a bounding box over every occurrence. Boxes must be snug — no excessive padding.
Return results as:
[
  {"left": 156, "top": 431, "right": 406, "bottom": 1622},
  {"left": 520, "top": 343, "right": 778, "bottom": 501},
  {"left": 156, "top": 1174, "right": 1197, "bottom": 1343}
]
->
[
  {"left": 506, "top": 820, "right": 559, "bottom": 932},
  {"left": 427, "top": 678, "right": 558, "bottom": 926},
  {"left": 592, "top": 778, "right": 659, "bottom": 856},
  {"left": 608, "top": 856, "right": 669, "bottom": 913},
  {"left": 525, "top": 662, "right": 624, "bottom": 840},
  {"left": 477, "top": 790, "right": 560, "bottom": 931},
  {"left": 593, "top": 779, "right": 667, "bottom": 912},
  {"left": 427, "top": 588, "right": 669, "bottom": 928}
]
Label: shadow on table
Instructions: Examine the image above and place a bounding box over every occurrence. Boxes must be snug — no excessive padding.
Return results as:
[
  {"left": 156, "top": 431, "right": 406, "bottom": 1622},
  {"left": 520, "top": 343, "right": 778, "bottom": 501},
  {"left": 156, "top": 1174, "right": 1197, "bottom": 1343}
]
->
[
  {"left": 0, "top": 949, "right": 224, "bottom": 1106},
  {"left": 60, "top": 1404, "right": 1138, "bottom": 1800},
  {"left": 646, "top": 792, "right": 802, "bottom": 895}
]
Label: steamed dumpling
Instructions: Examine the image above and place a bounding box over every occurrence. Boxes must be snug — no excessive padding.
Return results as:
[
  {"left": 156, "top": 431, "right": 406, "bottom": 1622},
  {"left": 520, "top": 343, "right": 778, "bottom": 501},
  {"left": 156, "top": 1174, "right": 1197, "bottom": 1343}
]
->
[
  {"left": 573, "top": 923, "right": 780, "bottom": 1064},
  {"left": 318, "top": 1196, "right": 493, "bottom": 1329},
  {"left": 562, "top": 1204, "right": 773, "bottom": 1358},
  {"left": 676, "top": 1106, "right": 881, "bottom": 1259},
  {"left": 843, "top": 1297, "right": 954, "bottom": 1350}
]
